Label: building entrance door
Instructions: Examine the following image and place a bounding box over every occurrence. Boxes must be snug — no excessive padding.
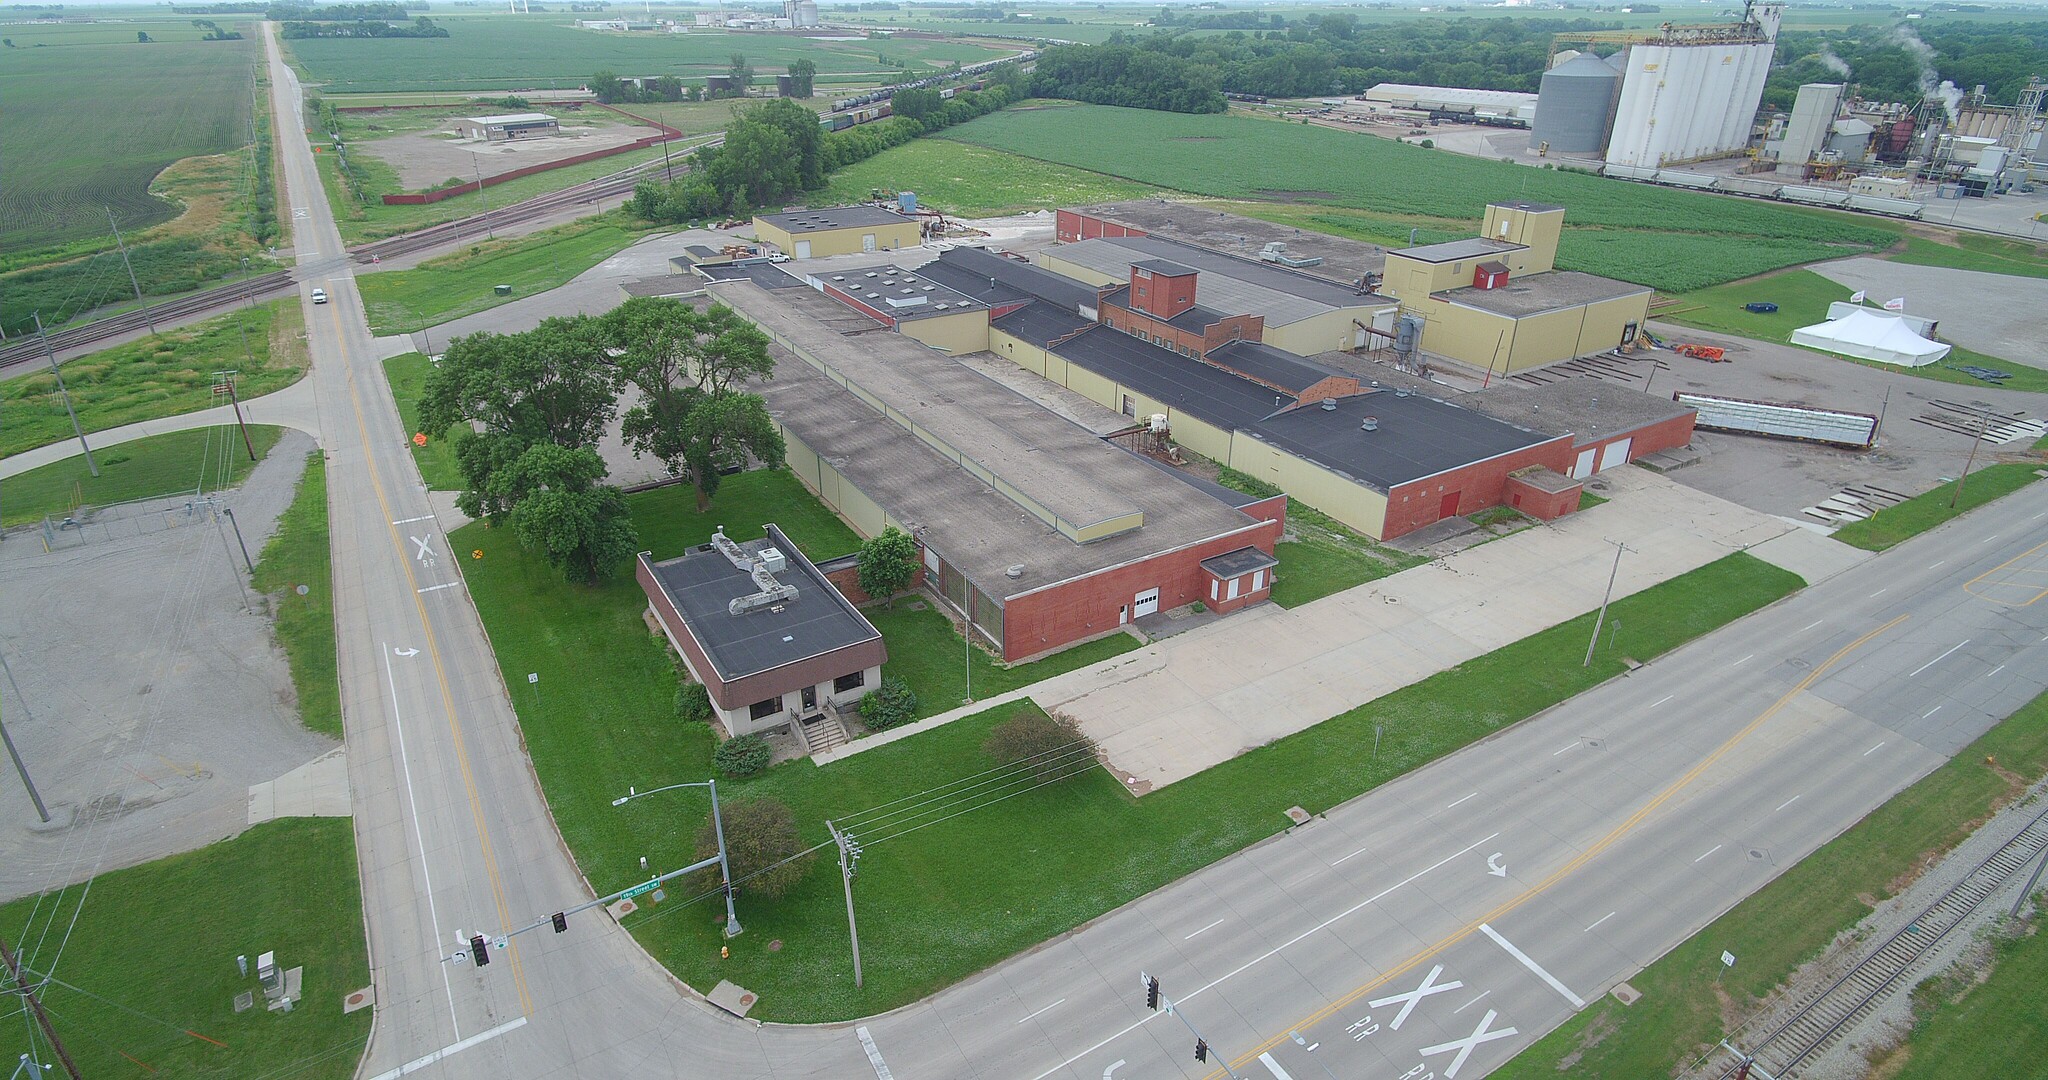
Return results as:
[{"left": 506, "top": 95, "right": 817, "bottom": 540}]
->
[
  {"left": 1439, "top": 490, "right": 1460, "bottom": 520},
  {"left": 862, "top": 233, "right": 877, "bottom": 253},
  {"left": 1132, "top": 588, "right": 1161, "bottom": 619},
  {"left": 801, "top": 686, "right": 817, "bottom": 713}
]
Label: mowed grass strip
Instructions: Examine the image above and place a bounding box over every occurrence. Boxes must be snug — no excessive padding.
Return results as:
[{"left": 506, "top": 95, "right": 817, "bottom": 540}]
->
[
  {"left": 250, "top": 452, "right": 341, "bottom": 738},
  {"left": 0, "top": 819, "right": 371, "bottom": 1080},
  {"left": 458, "top": 460, "right": 1801, "bottom": 1022},
  {"left": 861, "top": 604, "right": 1142, "bottom": 716},
  {"left": 1888, "top": 233, "right": 2048, "bottom": 280},
  {"left": 1882, "top": 903, "right": 2048, "bottom": 1078},
  {"left": 1831, "top": 463, "right": 2045, "bottom": 552},
  {"left": 2, "top": 298, "right": 307, "bottom": 457},
  {"left": 381, "top": 353, "right": 466, "bottom": 490},
  {"left": 1495, "top": 687, "right": 2048, "bottom": 1080},
  {"left": 817, "top": 139, "right": 1166, "bottom": 216},
  {"left": 355, "top": 216, "right": 649, "bottom": 334},
  {"left": 2, "top": 425, "right": 283, "bottom": 527}
]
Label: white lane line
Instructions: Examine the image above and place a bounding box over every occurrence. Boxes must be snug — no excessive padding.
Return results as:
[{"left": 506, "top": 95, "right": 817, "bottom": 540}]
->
[
  {"left": 1924, "top": 705, "right": 1943, "bottom": 719},
  {"left": 1694, "top": 844, "right": 1723, "bottom": 863},
  {"left": 365, "top": 1016, "right": 527, "bottom": 1080},
  {"left": 1871, "top": 588, "right": 1888, "bottom": 597},
  {"left": 1028, "top": 832, "right": 1500, "bottom": 1080},
  {"left": 856, "top": 1026, "right": 895, "bottom": 1080},
  {"left": 1732, "top": 654, "right": 1754, "bottom": 667},
  {"left": 1016, "top": 998, "right": 1065, "bottom": 1025},
  {"left": 1988, "top": 665, "right": 2006, "bottom": 679},
  {"left": 1185, "top": 919, "right": 1225, "bottom": 941},
  {"left": 1333, "top": 846, "right": 1370, "bottom": 866},
  {"left": 1553, "top": 741, "right": 1579, "bottom": 756},
  {"left": 1651, "top": 695, "right": 1673, "bottom": 709},
  {"left": 1981, "top": 534, "right": 1997, "bottom": 544},
  {"left": 392, "top": 514, "right": 434, "bottom": 525},
  {"left": 1909, "top": 640, "right": 1970, "bottom": 678},
  {"left": 1930, "top": 560, "right": 1946, "bottom": 569},
  {"left": 381, "top": 644, "right": 460, "bottom": 1040},
  {"left": 1258, "top": 1052, "right": 1299, "bottom": 1080},
  {"left": 1800, "top": 620, "right": 1824, "bottom": 632},
  {"left": 417, "top": 582, "right": 459, "bottom": 594},
  {"left": 1452, "top": 990, "right": 1491, "bottom": 1015},
  {"left": 1865, "top": 741, "right": 1888, "bottom": 756},
  {"left": 1478, "top": 923, "right": 1585, "bottom": 1008},
  {"left": 1774, "top": 795, "right": 1801, "bottom": 813},
  {"left": 1447, "top": 791, "right": 1479, "bottom": 809},
  {"left": 1583, "top": 911, "right": 1616, "bottom": 932}
]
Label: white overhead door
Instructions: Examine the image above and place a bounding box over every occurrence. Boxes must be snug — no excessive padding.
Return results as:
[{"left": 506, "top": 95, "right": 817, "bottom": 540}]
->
[
  {"left": 1598, "top": 437, "right": 1632, "bottom": 473},
  {"left": 1132, "top": 588, "right": 1160, "bottom": 618},
  {"left": 1571, "top": 447, "right": 1597, "bottom": 479},
  {"left": 795, "top": 239, "right": 811, "bottom": 259}
]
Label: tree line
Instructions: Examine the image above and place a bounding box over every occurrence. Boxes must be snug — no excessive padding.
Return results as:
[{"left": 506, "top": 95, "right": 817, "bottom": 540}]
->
[
  {"left": 592, "top": 57, "right": 814, "bottom": 104},
  {"left": 626, "top": 76, "right": 1021, "bottom": 223},
  {"left": 1766, "top": 21, "right": 2048, "bottom": 110},
  {"left": 281, "top": 14, "right": 445, "bottom": 36},
  {"left": 419, "top": 297, "right": 785, "bottom": 585}
]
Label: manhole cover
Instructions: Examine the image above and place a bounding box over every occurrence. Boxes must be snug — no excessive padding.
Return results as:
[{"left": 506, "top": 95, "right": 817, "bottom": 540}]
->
[
  {"left": 739, "top": 993, "right": 757, "bottom": 1007},
  {"left": 296, "top": 584, "right": 310, "bottom": 595},
  {"left": 347, "top": 992, "right": 366, "bottom": 1005},
  {"left": 768, "top": 939, "right": 783, "bottom": 952},
  {"left": 1284, "top": 805, "right": 1311, "bottom": 825},
  {"left": 1748, "top": 848, "right": 1769, "bottom": 861}
]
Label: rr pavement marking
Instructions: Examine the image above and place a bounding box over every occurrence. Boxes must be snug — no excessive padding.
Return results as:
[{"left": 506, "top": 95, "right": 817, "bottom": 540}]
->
[
  {"left": 1368, "top": 964, "right": 1463, "bottom": 1031},
  {"left": 856, "top": 1025, "right": 895, "bottom": 1080},
  {"left": 1478, "top": 924, "right": 1585, "bottom": 1008},
  {"left": 362, "top": 1010, "right": 526, "bottom": 1079},
  {"left": 1419, "top": 1009, "right": 1518, "bottom": 1079}
]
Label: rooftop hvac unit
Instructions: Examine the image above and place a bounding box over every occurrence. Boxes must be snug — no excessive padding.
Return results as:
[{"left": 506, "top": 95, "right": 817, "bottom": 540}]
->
[
  {"left": 1005, "top": 564, "right": 1025, "bottom": 578},
  {"left": 757, "top": 547, "right": 788, "bottom": 574},
  {"left": 1320, "top": 399, "right": 1338, "bottom": 411},
  {"left": 1147, "top": 413, "right": 1169, "bottom": 432}
]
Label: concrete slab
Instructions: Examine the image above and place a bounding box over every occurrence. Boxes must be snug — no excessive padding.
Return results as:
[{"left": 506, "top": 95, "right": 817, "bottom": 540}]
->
[
  {"left": 1808, "top": 257, "right": 2048, "bottom": 367},
  {"left": 1745, "top": 527, "right": 1874, "bottom": 584},
  {"left": 247, "top": 747, "right": 352, "bottom": 823}
]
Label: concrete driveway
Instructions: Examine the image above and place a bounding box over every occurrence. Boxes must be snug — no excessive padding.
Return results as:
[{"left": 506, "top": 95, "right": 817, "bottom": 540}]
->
[{"left": 1809, "top": 256, "right": 2048, "bottom": 367}]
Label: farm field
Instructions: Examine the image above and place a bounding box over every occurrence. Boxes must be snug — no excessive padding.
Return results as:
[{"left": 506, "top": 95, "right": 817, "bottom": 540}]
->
[
  {"left": 817, "top": 139, "right": 1164, "bottom": 215},
  {"left": 0, "top": 28, "right": 258, "bottom": 255},
  {"left": 285, "top": 17, "right": 1011, "bottom": 94},
  {"left": 943, "top": 104, "right": 1897, "bottom": 292}
]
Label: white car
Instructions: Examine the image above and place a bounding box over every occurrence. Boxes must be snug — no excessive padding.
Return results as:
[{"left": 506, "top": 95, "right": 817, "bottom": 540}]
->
[
  {"left": 766, "top": 252, "right": 791, "bottom": 264},
  {"left": 310, "top": 288, "right": 329, "bottom": 304}
]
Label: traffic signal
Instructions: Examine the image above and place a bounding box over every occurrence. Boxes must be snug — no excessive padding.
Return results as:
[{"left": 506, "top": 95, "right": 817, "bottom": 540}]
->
[
  {"left": 1195, "top": 1040, "right": 1208, "bottom": 1062},
  {"left": 471, "top": 934, "right": 491, "bottom": 967},
  {"left": 552, "top": 911, "right": 568, "bottom": 934},
  {"left": 1146, "top": 976, "right": 1160, "bottom": 1010}
]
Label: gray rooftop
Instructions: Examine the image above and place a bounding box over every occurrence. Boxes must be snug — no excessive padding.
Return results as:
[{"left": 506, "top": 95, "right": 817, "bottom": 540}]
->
[
  {"left": 917, "top": 246, "right": 1104, "bottom": 315},
  {"left": 1052, "top": 326, "right": 1293, "bottom": 431},
  {"left": 1066, "top": 201, "right": 1390, "bottom": 283},
  {"left": 1436, "top": 271, "right": 1652, "bottom": 317},
  {"left": 1133, "top": 258, "right": 1197, "bottom": 277},
  {"left": 757, "top": 204, "right": 912, "bottom": 235},
  {"left": 813, "top": 263, "right": 986, "bottom": 320},
  {"left": 1489, "top": 200, "right": 1565, "bottom": 214},
  {"left": 1052, "top": 236, "right": 1385, "bottom": 328},
  {"left": 1245, "top": 391, "right": 1561, "bottom": 492},
  {"left": 1392, "top": 237, "right": 1526, "bottom": 264},
  {"left": 643, "top": 524, "right": 880, "bottom": 682},
  {"left": 1470, "top": 378, "right": 1695, "bottom": 447},
  {"left": 1205, "top": 339, "right": 1354, "bottom": 395},
  {"left": 991, "top": 303, "right": 1095, "bottom": 348},
  {"left": 1201, "top": 547, "right": 1279, "bottom": 578}
]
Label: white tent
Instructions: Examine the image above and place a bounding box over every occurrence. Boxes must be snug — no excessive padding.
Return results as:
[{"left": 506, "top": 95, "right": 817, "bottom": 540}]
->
[{"left": 1789, "top": 308, "right": 1952, "bottom": 367}]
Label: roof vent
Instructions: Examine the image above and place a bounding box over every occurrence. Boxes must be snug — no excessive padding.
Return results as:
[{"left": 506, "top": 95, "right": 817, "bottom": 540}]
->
[
  {"left": 1006, "top": 564, "right": 1026, "bottom": 578},
  {"left": 1361, "top": 416, "right": 1380, "bottom": 432},
  {"left": 864, "top": 271, "right": 878, "bottom": 277},
  {"left": 1320, "top": 399, "right": 1337, "bottom": 411}
]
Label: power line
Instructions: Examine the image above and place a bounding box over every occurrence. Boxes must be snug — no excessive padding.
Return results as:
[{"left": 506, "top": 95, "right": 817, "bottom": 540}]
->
[
  {"left": 834, "top": 738, "right": 1100, "bottom": 834},
  {"left": 844, "top": 742, "right": 1102, "bottom": 843},
  {"left": 855, "top": 753, "right": 1108, "bottom": 848}
]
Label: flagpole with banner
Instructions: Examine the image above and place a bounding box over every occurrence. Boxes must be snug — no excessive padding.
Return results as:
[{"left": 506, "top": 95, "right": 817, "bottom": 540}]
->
[
  {"left": 1849, "top": 289, "right": 1868, "bottom": 305},
  {"left": 1883, "top": 296, "right": 1907, "bottom": 312}
]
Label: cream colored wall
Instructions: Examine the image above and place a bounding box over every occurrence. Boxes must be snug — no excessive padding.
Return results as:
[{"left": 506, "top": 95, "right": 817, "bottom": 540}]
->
[
  {"left": 1572, "top": 291, "right": 1651, "bottom": 355},
  {"left": 1226, "top": 431, "right": 1390, "bottom": 538},
  {"left": 759, "top": 220, "right": 920, "bottom": 258},
  {"left": 783, "top": 428, "right": 889, "bottom": 536},
  {"left": 990, "top": 328, "right": 1051, "bottom": 377},
  {"left": 1412, "top": 300, "right": 1517, "bottom": 372},
  {"left": 1481, "top": 205, "right": 1564, "bottom": 273},
  {"left": 1264, "top": 306, "right": 1393, "bottom": 356},
  {"left": 1038, "top": 251, "right": 1123, "bottom": 288},
  {"left": 898, "top": 311, "right": 990, "bottom": 355},
  {"left": 753, "top": 218, "right": 796, "bottom": 254}
]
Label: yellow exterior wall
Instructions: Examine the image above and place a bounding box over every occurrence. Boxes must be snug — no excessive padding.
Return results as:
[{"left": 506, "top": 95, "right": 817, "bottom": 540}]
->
[
  {"left": 753, "top": 218, "right": 921, "bottom": 258},
  {"left": 990, "top": 328, "right": 1052, "bottom": 377},
  {"left": 1480, "top": 204, "right": 1564, "bottom": 273},
  {"left": 1226, "top": 431, "right": 1390, "bottom": 538},
  {"left": 1264, "top": 305, "right": 1394, "bottom": 356},
  {"left": 782, "top": 428, "right": 890, "bottom": 537},
  {"left": 1410, "top": 299, "right": 1518, "bottom": 373},
  {"left": 1038, "top": 251, "right": 1123, "bottom": 288},
  {"left": 898, "top": 311, "right": 991, "bottom": 355}
]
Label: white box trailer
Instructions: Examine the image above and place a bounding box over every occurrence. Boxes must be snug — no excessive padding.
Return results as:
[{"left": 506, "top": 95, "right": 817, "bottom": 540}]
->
[{"left": 1675, "top": 391, "right": 1879, "bottom": 449}]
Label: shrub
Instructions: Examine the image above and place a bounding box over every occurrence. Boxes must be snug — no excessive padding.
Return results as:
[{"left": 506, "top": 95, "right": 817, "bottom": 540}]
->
[
  {"left": 676, "top": 681, "right": 712, "bottom": 723},
  {"left": 694, "top": 797, "right": 815, "bottom": 900},
  {"left": 857, "top": 676, "right": 917, "bottom": 731},
  {"left": 855, "top": 525, "right": 918, "bottom": 605},
  {"left": 983, "top": 708, "right": 1096, "bottom": 783},
  {"left": 713, "top": 733, "right": 772, "bottom": 777}
]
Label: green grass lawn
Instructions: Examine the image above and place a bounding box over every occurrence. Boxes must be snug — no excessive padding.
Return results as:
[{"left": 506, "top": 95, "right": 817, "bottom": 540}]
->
[
  {"left": 1883, "top": 908, "right": 2048, "bottom": 1078},
  {"left": 1831, "top": 462, "right": 2045, "bottom": 551},
  {"left": 1496, "top": 686, "right": 2048, "bottom": 1080},
  {"left": 861, "top": 603, "right": 1141, "bottom": 716},
  {"left": 381, "top": 352, "right": 465, "bottom": 490},
  {"left": 459, "top": 464, "right": 1801, "bottom": 1023},
  {"left": 1579, "top": 489, "right": 1610, "bottom": 511},
  {"left": 356, "top": 216, "right": 649, "bottom": 334},
  {"left": 2, "top": 425, "right": 283, "bottom": 527},
  {"left": 250, "top": 452, "right": 340, "bottom": 738},
  {"left": 2, "top": 299, "right": 307, "bottom": 457},
  {"left": 0, "top": 818, "right": 370, "bottom": 1080},
  {"left": 1217, "top": 467, "right": 1424, "bottom": 608},
  {"left": 817, "top": 139, "right": 1165, "bottom": 216},
  {"left": 1888, "top": 233, "right": 2048, "bottom": 279}
]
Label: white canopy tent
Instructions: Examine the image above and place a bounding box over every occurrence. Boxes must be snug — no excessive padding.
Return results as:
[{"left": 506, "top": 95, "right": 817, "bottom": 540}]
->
[{"left": 1790, "top": 308, "right": 1951, "bottom": 367}]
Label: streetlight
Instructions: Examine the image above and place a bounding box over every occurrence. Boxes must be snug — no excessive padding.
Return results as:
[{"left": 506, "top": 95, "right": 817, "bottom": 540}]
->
[
  {"left": 613, "top": 779, "right": 743, "bottom": 937},
  {"left": 413, "top": 306, "right": 434, "bottom": 357}
]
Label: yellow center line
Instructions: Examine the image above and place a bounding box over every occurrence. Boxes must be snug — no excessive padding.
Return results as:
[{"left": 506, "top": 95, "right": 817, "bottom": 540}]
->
[
  {"left": 327, "top": 300, "right": 536, "bottom": 1018},
  {"left": 1212, "top": 613, "right": 1910, "bottom": 1077}
]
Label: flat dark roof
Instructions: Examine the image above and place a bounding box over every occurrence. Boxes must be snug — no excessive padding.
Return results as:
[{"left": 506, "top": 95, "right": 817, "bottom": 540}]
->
[
  {"left": 991, "top": 302, "right": 1094, "bottom": 347},
  {"left": 1436, "top": 271, "right": 1651, "bottom": 317},
  {"left": 1245, "top": 391, "right": 1558, "bottom": 492},
  {"left": 1205, "top": 339, "right": 1352, "bottom": 395},
  {"left": 1165, "top": 301, "right": 1230, "bottom": 333},
  {"left": 1470, "top": 378, "right": 1694, "bottom": 446},
  {"left": 918, "top": 246, "right": 1103, "bottom": 315},
  {"left": 815, "top": 263, "right": 985, "bottom": 320},
  {"left": 757, "top": 205, "right": 911, "bottom": 234},
  {"left": 645, "top": 524, "right": 879, "bottom": 682},
  {"left": 1201, "top": 547, "right": 1279, "bottom": 578},
  {"left": 1133, "top": 258, "right": 1197, "bottom": 277},
  {"left": 1393, "top": 237, "right": 1525, "bottom": 264},
  {"left": 698, "top": 262, "right": 811, "bottom": 290},
  {"left": 1052, "top": 326, "right": 1292, "bottom": 431},
  {"left": 1067, "top": 201, "right": 1389, "bottom": 284}
]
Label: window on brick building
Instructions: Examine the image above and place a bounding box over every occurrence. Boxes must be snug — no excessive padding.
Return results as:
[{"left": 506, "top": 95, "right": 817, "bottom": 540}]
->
[
  {"left": 750, "top": 698, "right": 781, "bottom": 721},
  {"left": 834, "top": 671, "right": 865, "bottom": 693}
]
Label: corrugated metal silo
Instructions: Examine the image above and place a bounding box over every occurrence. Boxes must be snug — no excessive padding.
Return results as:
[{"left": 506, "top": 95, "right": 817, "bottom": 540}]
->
[{"left": 1533, "top": 53, "right": 1621, "bottom": 153}]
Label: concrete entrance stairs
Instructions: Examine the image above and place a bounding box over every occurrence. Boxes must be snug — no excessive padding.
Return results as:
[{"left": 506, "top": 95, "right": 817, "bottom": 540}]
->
[{"left": 800, "top": 708, "right": 849, "bottom": 756}]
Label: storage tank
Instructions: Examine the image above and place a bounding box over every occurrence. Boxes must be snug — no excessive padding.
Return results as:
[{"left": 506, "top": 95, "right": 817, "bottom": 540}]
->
[
  {"left": 1533, "top": 53, "right": 1621, "bottom": 154},
  {"left": 1606, "top": 39, "right": 1776, "bottom": 167}
]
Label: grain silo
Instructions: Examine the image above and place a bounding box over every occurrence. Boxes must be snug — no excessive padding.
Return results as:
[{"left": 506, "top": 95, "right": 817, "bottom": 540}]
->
[
  {"left": 1603, "top": 3, "right": 1783, "bottom": 169},
  {"left": 1533, "top": 53, "right": 1622, "bottom": 154}
]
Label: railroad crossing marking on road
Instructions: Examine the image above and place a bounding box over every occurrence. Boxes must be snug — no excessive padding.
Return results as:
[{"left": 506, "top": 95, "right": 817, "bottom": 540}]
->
[
  {"left": 1418, "top": 1009, "right": 1518, "bottom": 1079},
  {"left": 1368, "top": 964, "right": 1465, "bottom": 1031},
  {"left": 411, "top": 534, "right": 438, "bottom": 566}
]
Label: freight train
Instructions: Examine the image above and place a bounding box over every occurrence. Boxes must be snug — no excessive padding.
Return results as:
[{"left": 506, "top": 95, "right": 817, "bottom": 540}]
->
[
  {"left": 1599, "top": 162, "right": 1925, "bottom": 220},
  {"left": 831, "top": 50, "right": 1037, "bottom": 113}
]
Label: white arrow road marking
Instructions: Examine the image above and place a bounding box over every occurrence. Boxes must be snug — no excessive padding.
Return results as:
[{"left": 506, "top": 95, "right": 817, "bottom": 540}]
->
[
  {"left": 1367, "top": 964, "right": 1464, "bottom": 1031},
  {"left": 393, "top": 647, "right": 419, "bottom": 657},
  {"left": 1419, "top": 1009, "right": 1518, "bottom": 1079},
  {"left": 1101, "top": 1061, "right": 1125, "bottom": 1080},
  {"left": 1486, "top": 852, "right": 1507, "bottom": 877}
]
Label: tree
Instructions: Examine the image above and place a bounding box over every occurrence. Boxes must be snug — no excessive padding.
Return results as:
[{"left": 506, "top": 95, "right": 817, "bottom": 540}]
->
[
  {"left": 786, "top": 57, "right": 816, "bottom": 98},
  {"left": 137, "top": 30, "right": 152, "bottom": 41},
  {"left": 892, "top": 86, "right": 943, "bottom": 120},
  {"left": 726, "top": 52, "right": 754, "bottom": 94},
  {"left": 856, "top": 526, "right": 917, "bottom": 605},
  {"left": 676, "top": 681, "right": 712, "bottom": 723},
  {"left": 983, "top": 708, "right": 1095, "bottom": 782},
  {"left": 496, "top": 443, "right": 640, "bottom": 584},
  {"left": 591, "top": 69, "right": 626, "bottom": 103},
  {"left": 695, "top": 798, "right": 816, "bottom": 901}
]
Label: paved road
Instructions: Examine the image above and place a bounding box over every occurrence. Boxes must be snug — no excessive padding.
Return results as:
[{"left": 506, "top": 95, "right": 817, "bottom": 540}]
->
[{"left": 265, "top": 18, "right": 2048, "bottom": 1077}]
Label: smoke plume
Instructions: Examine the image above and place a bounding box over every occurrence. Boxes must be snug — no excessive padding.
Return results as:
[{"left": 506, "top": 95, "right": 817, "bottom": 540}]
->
[
  {"left": 1817, "top": 46, "right": 1851, "bottom": 78},
  {"left": 1892, "top": 25, "right": 1962, "bottom": 121}
]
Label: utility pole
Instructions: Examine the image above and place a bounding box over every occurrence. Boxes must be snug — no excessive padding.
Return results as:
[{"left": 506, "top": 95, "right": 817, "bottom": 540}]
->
[
  {"left": 1949, "top": 411, "right": 1988, "bottom": 509},
  {"left": 223, "top": 507, "right": 255, "bottom": 573},
  {"left": 0, "top": 650, "right": 53, "bottom": 822},
  {"left": 105, "top": 207, "right": 154, "bottom": 335},
  {"left": 963, "top": 619, "right": 973, "bottom": 705},
  {"left": 213, "top": 370, "right": 257, "bottom": 461},
  {"left": 612, "top": 779, "right": 741, "bottom": 937},
  {"left": 212, "top": 504, "right": 255, "bottom": 613},
  {"left": 473, "top": 155, "right": 495, "bottom": 240},
  {"left": 1583, "top": 539, "right": 1627, "bottom": 668},
  {"left": 828, "top": 820, "right": 863, "bottom": 987},
  {"left": 0, "top": 936, "right": 83, "bottom": 1080},
  {"left": 32, "top": 314, "right": 96, "bottom": 478}
]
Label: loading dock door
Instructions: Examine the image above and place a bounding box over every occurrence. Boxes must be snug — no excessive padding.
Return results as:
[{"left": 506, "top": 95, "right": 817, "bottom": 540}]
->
[
  {"left": 1571, "top": 447, "right": 1597, "bottom": 479},
  {"left": 1598, "top": 437, "right": 1632, "bottom": 473},
  {"left": 862, "top": 233, "right": 877, "bottom": 253},
  {"left": 1132, "top": 588, "right": 1160, "bottom": 619},
  {"left": 795, "top": 239, "right": 811, "bottom": 259}
]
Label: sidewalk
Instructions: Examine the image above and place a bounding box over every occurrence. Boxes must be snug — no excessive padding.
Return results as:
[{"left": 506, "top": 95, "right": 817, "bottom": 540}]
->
[
  {"left": 0, "top": 375, "right": 323, "bottom": 480},
  {"left": 820, "top": 467, "right": 1869, "bottom": 791}
]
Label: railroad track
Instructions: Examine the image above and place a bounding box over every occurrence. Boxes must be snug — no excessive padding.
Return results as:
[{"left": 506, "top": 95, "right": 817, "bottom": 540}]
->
[
  {"left": 1712, "top": 803, "right": 2048, "bottom": 1078},
  {"left": 0, "top": 270, "right": 297, "bottom": 375}
]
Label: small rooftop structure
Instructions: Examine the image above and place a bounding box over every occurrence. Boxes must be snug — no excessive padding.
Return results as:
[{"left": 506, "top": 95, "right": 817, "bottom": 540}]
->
[
  {"left": 1434, "top": 270, "right": 1652, "bottom": 317},
  {"left": 812, "top": 263, "right": 986, "bottom": 320},
  {"left": 756, "top": 205, "right": 913, "bottom": 235},
  {"left": 1391, "top": 237, "right": 1526, "bottom": 264}
]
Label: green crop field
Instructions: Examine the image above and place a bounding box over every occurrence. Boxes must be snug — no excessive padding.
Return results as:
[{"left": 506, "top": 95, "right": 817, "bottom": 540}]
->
[
  {"left": 942, "top": 104, "right": 1897, "bottom": 292},
  {"left": 817, "top": 139, "right": 1165, "bottom": 215},
  {"left": 0, "top": 28, "right": 257, "bottom": 255},
  {"left": 286, "top": 16, "right": 1012, "bottom": 94}
]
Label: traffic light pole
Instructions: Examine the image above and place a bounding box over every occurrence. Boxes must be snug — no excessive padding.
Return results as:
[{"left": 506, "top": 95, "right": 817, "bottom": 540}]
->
[
  {"left": 1140, "top": 971, "right": 1243, "bottom": 1079},
  {"left": 611, "top": 779, "right": 741, "bottom": 937}
]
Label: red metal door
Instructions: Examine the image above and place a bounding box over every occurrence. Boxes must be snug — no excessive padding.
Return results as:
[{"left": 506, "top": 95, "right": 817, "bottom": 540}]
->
[{"left": 1439, "top": 491, "right": 1460, "bottom": 519}]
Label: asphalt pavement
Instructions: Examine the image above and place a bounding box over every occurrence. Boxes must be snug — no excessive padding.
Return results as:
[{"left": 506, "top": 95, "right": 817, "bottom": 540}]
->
[{"left": 261, "top": 20, "right": 2048, "bottom": 1076}]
